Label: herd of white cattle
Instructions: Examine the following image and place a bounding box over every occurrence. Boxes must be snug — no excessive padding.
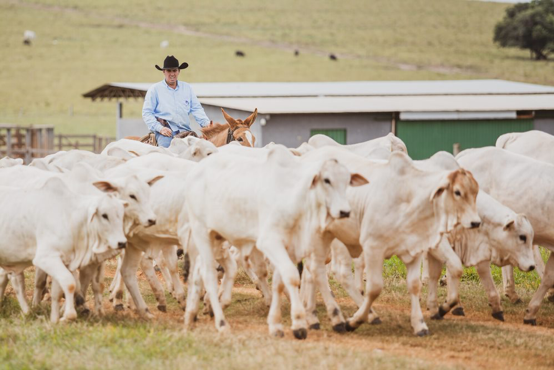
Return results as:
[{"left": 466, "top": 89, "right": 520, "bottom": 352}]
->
[{"left": 0, "top": 129, "right": 553, "bottom": 340}]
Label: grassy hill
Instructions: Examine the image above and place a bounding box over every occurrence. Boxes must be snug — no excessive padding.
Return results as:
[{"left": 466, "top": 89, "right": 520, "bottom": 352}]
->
[{"left": 0, "top": 0, "right": 553, "bottom": 135}]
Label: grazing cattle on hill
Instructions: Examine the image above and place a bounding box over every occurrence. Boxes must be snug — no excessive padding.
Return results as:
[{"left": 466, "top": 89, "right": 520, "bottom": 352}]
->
[
  {"left": 457, "top": 147, "right": 554, "bottom": 325},
  {"left": 235, "top": 50, "right": 245, "bottom": 57}
]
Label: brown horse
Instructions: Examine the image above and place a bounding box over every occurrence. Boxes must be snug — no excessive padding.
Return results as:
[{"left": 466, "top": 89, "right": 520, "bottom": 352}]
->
[{"left": 201, "top": 108, "right": 257, "bottom": 147}]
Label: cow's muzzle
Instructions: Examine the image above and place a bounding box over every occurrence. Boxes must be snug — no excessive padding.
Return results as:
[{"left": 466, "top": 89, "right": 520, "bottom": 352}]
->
[
  {"left": 339, "top": 210, "right": 351, "bottom": 219},
  {"left": 118, "top": 242, "right": 127, "bottom": 249},
  {"left": 470, "top": 221, "right": 481, "bottom": 229}
]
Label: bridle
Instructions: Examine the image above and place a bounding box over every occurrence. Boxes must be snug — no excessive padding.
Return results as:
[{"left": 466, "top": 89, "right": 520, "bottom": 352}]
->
[{"left": 226, "top": 125, "right": 249, "bottom": 144}]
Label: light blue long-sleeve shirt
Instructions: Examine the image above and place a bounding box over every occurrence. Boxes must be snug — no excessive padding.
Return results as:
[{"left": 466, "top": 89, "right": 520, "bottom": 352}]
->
[{"left": 142, "top": 79, "right": 210, "bottom": 133}]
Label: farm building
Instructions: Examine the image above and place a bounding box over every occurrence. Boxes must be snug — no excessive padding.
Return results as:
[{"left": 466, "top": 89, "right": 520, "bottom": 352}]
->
[{"left": 83, "top": 80, "right": 554, "bottom": 159}]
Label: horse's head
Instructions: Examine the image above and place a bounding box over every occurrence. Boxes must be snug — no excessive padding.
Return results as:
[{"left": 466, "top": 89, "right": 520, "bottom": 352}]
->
[{"left": 222, "top": 108, "right": 257, "bottom": 147}]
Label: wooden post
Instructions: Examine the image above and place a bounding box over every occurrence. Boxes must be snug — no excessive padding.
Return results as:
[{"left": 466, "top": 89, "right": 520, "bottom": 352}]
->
[
  {"left": 47, "top": 127, "right": 54, "bottom": 155},
  {"left": 92, "top": 134, "right": 98, "bottom": 153},
  {"left": 453, "top": 143, "right": 461, "bottom": 156},
  {"left": 58, "top": 134, "right": 62, "bottom": 151},
  {"left": 6, "top": 129, "right": 12, "bottom": 157},
  {"left": 25, "top": 129, "right": 31, "bottom": 164}
]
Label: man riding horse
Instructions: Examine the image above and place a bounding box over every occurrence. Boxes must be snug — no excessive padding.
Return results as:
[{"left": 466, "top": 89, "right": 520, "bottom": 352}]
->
[{"left": 142, "top": 55, "right": 210, "bottom": 148}]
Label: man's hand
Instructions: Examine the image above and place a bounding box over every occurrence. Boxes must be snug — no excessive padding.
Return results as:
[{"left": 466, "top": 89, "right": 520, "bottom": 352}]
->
[{"left": 160, "top": 127, "right": 172, "bottom": 137}]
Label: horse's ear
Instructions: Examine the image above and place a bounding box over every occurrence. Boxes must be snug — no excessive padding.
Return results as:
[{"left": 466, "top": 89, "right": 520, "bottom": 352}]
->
[
  {"left": 221, "top": 108, "right": 238, "bottom": 129},
  {"left": 244, "top": 108, "right": 258, "bottom": 127}
]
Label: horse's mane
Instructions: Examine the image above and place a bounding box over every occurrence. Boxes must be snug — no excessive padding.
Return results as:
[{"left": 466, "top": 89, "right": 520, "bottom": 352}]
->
[{"left": 200, "top": 122, "right": 229, "bottom": 139}]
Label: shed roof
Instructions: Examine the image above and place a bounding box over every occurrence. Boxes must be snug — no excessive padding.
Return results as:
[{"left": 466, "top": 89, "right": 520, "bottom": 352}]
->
[
  {"left": 198, "top": 94, "right": 554, "bottom": 114},
  {"left": 83, "top": 80, "right": 554, "bottom": 101}
]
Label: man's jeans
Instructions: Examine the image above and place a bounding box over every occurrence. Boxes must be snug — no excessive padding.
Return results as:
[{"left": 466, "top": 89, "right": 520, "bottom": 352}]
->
[{"left": 155, "top": 130, "right": 179, "bottom": 148}]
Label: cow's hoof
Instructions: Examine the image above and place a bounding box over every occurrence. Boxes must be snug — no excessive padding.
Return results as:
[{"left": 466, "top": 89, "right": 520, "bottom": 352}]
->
[
  {"left": 332, "top": 322, "right": 346, "bottom": 333},
  {"left": 438, "top": 306, "right": 448, "bottom": 317},
  {"left": 370, "top": 317, "right": 382, "bottom": 325},
  {"left": 416, "top": 329, "right": 430, "bottom": 337},
  {"left": 293, "top": 328, "right": 308, "bottom": 340},
  {"left": 523, "top": 318, "right": 536, "bottom": 326},
  {"left": 80, "top": 308, "right": 91, "bottom": 317},
  {"left": 273, "top": 330, "right": 284, "bottom": 338},
  {"left": 157, "top": 305, "right": 167, "bottom": 313},
  {"left": 309, "top": 323, "right": 320, "bottom": 330},
  {"left": 345, "top": 321, "right": 358, "bottom": 332},
  {"left": 431, "top": 313, "right": 443, "bottom": 320},
  {"left": 75, "top": 295, "right": 85, "bottom": 307},
  {"left": 492, "top": 311, "right": 504, "bottom": 322},
  {"left": 114, "top": 304, "right": 124, "bottom": 311},
  {"left": 547, "top": 294, "right": 554, "bottom": 303},
  {"left": 451, "top": 307, "right": 465, "bottom": 316},
  {"left": 513, "top": 298, "right": 523, "bottom": 304}
]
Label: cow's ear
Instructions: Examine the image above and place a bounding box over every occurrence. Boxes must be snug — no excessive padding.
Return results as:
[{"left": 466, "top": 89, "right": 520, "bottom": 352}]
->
[
  {"left": 121, "top": 200, "right": 129, "bottom": 208},
  {"left": 503, "top": 219, "right": 515, "bottom": 231},
  {"left": 147, "top": 175, "right": 164, "bottom": 187},
  {"left": 430, "top": 177, "right": 451, "bottom": 201},
  {"left": 350, "top": 173, "right": 369, "bottom": 187},
  {"left": 93, "top": 181, "right": 118, "bottom": 193},
  {"left": 311, "top": 174, "right": 319, "bottom": 189}
]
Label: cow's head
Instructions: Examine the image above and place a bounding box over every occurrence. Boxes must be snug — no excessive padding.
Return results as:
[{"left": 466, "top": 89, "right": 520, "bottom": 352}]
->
[
  {"left": 490, "top": 214, "right": 535, "bottom": 272},
  {"left": 311, "top": 159, "right": 369, "bottom": 222},
  {"left": 179, "top": 140, "right": 218, "bottom": 162},
  {"left": 93, "top": 174, "right": 162, "bottom": 231},
  {"left": 88, "top": 194, "right": 128, "bottom": 253},
  {"left": 431, "top": 168, "right": 481, "bottom": 233}
]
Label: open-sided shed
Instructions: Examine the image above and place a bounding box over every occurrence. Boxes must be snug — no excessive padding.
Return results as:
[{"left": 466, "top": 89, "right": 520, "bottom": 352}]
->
[{"left": 83, "top": 80, "right": 554, "bottom": 158}]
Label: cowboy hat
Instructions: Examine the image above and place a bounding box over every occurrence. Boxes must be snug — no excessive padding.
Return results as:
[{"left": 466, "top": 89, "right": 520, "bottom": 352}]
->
[{"left": 155, "top": 55, "right": 189, "bottom": 71}]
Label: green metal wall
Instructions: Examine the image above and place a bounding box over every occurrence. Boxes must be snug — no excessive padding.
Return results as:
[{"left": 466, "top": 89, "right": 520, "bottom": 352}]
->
[
  {"left": 310, "top": 129, "right": 347, "bottom": 144},
  {"left": 396, "top": 119, "right": 534, "bottom": 159}
]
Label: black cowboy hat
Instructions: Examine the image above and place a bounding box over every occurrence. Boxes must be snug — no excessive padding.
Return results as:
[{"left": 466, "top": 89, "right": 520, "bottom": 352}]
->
[{"left": 155, "top": 55, "right": 189, "bottom": 71}]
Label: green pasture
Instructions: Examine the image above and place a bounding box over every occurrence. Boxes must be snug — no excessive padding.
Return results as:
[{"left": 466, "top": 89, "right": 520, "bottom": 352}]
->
[{"left": 0, "top": 0, "right": 553, "bottom": 136}]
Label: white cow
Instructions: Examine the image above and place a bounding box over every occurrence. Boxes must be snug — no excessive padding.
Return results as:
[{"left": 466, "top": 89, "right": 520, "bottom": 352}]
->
[
  {"left": 299, "top": 147, "right": 481, "bottom": 336},
  {"left": 0, "top": 156, "right": 23, "bottom": 168},
  {"left": 0, "top": 178, "right": 127, "bottom": 322},
  {"left": 42, "top": 150, "right": 126, "bottom": 172},
  {"left": 456, "top": 147, "right": 554, "bottom": 325},
  {"left": 184, "top": 146, "right": 366, "bottom": 339},
  {"left": 308, "top": 132, "right": 408, "bottom": 157},
  {"left": 496, "top": 130, "right": 554, "bottom": 302}
]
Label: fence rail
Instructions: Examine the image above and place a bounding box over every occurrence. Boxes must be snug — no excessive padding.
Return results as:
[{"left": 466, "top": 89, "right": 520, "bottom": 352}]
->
[{"left": 0, "top": 125, "right": 115, "bottom": 164}]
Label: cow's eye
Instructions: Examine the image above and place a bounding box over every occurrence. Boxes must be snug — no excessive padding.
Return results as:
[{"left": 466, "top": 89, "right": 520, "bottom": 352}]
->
[
  {"left": 324, "top": 178, "right": 331, "bottom": 185},
  {"left": 130, "top": 195, "right": 137, "bottom": 201},
  {"left": 102, "top": 214, "right": 109, "bottom": 220},
  {"left": 454, "top": 190, "right": 461, "bottom": 196},
  {"left": 519, "top": 235, "right": 527, "bottom": 243},
  {"left": 237, "top": 138, "right": 243, "bottom": 142}
]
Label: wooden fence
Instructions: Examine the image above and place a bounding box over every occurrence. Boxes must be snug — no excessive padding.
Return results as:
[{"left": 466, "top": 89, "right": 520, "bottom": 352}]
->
[{"left": 0, "top": 125, "right": 115, "bottom": 164}]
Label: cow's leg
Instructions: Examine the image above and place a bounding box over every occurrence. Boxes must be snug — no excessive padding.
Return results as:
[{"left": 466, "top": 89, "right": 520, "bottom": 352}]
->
[
  {"left": 354, "top": 256, "right": 365, "bottom": 296},
  {"left": 476, "top": 261, "right": 504, "bottom": 321},
  {"left": 427, "top": 253, "right": 442, "bottom": 319},
  {"left": 431, "top": 242, "right": 463, "bottom": 318},
  {"left": 184, "top": 255, "right": 203, "bottom": 329},
  {"left": 217, "top": 254, "right": 237, "bottom": 310},
  {"left": 335, "top": 252, "right": 364, "bottom": 307},
  {"left": 524, "top": 253, "right": 554, "bottom": 325},
  {"left": 309, "top": 246, "right": 348, "bottom": 333},
  {"left": 78, "top": 263, "right": 97, "bottom": 315},
  {"left": 33, "top": 253, "right": 78, "bottom": 322},
  {"left": 10, "top": 272, "right": 30, "bottom": 315},
  {"left": 139, "top": 255, "right": 168, "bottom": 312},
  {"left": 121, "top": 244, "right": 154, "bottom": 319},
  {"left": 50, "top": 279, "right": 63, "bottom": 323},
  {"left": 301, "top": 266, "right": 320, "bottom": 329},
  {"left": 249, "top": 247, "right": 272, "bottom": 307},
  {"left": 32, "top": 268, "right": 49, "bottom": 307},
  {"left": 91, "top": 263, "right": 105, "bottom": 315},
  {"left": 533, "top": 245, "right": 546, "bottom": 278},
  {"left": 156, "top": 251, "right": 175, "bottom": 294},
  {"left": 421, "top": 253, "right": 430, "bottom": 285},
  {"left": 0, "top": 269, "right": 9, "bottom": 304},
  {"left": 501, "top": 266, "right": 521, "bottom": 304},
  {"left": 267, "top": 269, "right": 285, "bottom": 337},
  {"left": 109, "top": 254, "right": 122, "bottom": 296},
  {"left": 257, "top": 237, "right": 307, "bottom": 340},
  {"left": 346, "top": 248, "right": 384, "bottom": 332},
  {"left": 161, "top": 246, "right": 186, "bottom": 310},
  {"left": 404, "top": 255, "right": 429, "bottom": 336},
  {"left": 187, "top": 225, "right": 228, "bottom": 333}
]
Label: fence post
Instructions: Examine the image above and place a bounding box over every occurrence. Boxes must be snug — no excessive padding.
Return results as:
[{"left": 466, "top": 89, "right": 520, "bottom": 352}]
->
[
  {"left": 6, "top": 129, "right": 12, "bottom": 157},
  {"left": 25, "top": 129, "right": 31, "bottom": 164}
]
